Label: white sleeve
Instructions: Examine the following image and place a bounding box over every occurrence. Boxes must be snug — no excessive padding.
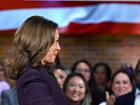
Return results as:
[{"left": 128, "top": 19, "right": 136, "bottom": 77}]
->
[
  {"left": 0, "top": 81, "right": 10, "bottom": 96},
  {"left": 99, "top": 102, "right": 106, "bottom": 105}
]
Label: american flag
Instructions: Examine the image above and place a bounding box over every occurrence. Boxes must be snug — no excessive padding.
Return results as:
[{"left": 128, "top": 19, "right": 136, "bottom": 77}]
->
[{"left": 1, "top": 0, "right": 140, "bottom": 35}]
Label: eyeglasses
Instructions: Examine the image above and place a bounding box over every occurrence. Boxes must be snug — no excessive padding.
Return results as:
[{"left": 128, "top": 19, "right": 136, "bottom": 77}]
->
[{"left": 76, "top": 69, "right": 90, "bottom": 73}]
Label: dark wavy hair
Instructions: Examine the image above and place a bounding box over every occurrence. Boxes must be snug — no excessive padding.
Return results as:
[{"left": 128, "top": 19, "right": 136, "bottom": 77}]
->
[
  {"left": 92, "top": 62, "right": 112, "bottom": 82},
  {"left": 111, "top": 69, "right": 134, "bottom": 87},
  {"left": 110, "top": 69, "right": 134, "bottom": 95},
  {"left": 135, "top": 59, "right": 140, "bottom": 88},
  {"left": 6, "top": 16, "right": 58, "bottom": 79},
  {"left": 71, "top": 59, "right": 92, "bottom": 73},
  {"left": 63, "top": 73, "right": 91, "bottom": 105},
  {"left": 135, "top": 59, "right": 140, "bottom": 73},
  {"left": 63, "top": 72, "right": 88, "bottom": 93},
  {"left": 90, "top": 62, "right": 112, "bottom": 105}
]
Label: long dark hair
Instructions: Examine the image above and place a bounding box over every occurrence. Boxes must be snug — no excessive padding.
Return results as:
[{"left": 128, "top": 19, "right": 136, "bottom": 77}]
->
[
  {"left": 71, "top": 59, "right": 92, "bottom": 73},
  {"left": 63, "top": 73, "right": 88, "bottom": 93},
  {"left": 63, "top": 73, "right": 90, "bottom": 104},
  {"left": 6, "top": 16, "right": 58, "bottom": 79},
  {"left": 90, "top": 62, "right": 112, "bottom": 105},
  {"left": 92, "top": 62, "right": 112, "bottom": 82},
  {"left": 111, "top": 70, "right": 134, "bottom": 88}
]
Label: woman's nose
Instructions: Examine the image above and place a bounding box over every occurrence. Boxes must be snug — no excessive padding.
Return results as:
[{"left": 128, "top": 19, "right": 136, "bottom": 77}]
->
[{"left": 57, "top": 43, "right": 61, "bottom": 51}]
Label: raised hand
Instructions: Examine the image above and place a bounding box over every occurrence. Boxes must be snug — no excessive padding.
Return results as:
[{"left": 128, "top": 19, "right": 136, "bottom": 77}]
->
[{"left": 106, "top": 91, "right": 115, "bottom": 105}]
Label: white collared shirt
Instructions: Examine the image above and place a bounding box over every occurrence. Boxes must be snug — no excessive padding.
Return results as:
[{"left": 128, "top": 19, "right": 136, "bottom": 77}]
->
[{"left": 134, "top": 88, "right": 140, "bottom": 105}]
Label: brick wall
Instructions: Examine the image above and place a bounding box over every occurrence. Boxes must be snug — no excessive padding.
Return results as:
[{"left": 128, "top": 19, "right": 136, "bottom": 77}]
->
[
  {"left": 59, "top": 35, "right": 140, "bottom": 72},
  {"left": 0, "top": 34, "right": 12, "bottom": 60},
  {"left": 0, "top": 34, "right": 140, "bottom": 72}
]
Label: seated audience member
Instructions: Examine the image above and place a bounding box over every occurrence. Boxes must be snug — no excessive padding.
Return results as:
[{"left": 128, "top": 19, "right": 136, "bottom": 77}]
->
[
  {"left": 0, "top": 81, "right": 10, "bottom": 105},
  {"left": 111, "top": 60, "right": 140, "bottom": 105},
  {"left": 91, "top": 62, "right": 112, "bottom": 105},
  {"left": 1, "top": 86, "right": 18, "bottom": 105},
  {"left": 134, "top": 59, "right": 140, "bottom": 105},
  {"left": 1, "top": 61, "right": 18, "bottom": 105},
  {"left": 70, "top": 60, "right": 92, "bottom": 104},
  {"left": 0, "top": 80, "right": 10, "bottom": 97},
  {"left": 0, "top": 62, "right": 10, "bottom": 103},
  {"left": 52, "top": 65, "right": 67, "bottom": 89},
  {"left": 63, "top": 73, "right": 92, "bottom": 105},
  {"left": 114, "top": 59, "right": 140, "bottom": 105},
  {"left": 111, "top": 70, "right": 133, "bottom": 96},
  {"left": 71, "top": 59, "right": 92, "bottom": 84},
  {"left": 100, "top": 69, "right": 134, "bottom": 105},
  {"left": 120, "top": 63, "right": 134, "bottom": 79},
  {"left": 135, "top": 59, "right": 140, "bottom": 89}
]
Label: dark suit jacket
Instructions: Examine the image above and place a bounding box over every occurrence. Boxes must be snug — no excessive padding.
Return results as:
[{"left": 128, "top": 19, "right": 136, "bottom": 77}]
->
[
  {"left": 16, "top": 65, "right": 69, "bottom": 105},
  {"left": 1, "top": 87, "right": 19, "bottom": 105}
]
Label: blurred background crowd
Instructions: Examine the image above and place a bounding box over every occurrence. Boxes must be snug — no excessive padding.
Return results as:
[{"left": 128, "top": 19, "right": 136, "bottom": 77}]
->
[
  {"left": 0, "top": 57, "right": 140, "bottom": 105},
  {"left": 1, "top": 1, "right": 140, "bottom": 105}
]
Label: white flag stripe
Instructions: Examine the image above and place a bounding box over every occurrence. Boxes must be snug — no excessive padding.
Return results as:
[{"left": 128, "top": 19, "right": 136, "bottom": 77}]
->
[{"left": 1, "top": 3, "right": 140, "bottom": 30}]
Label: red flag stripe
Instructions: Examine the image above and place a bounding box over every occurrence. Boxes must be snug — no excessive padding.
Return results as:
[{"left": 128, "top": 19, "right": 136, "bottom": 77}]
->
[
  {"left": 1, "top": 0, "right": 140, "bottom": 10},
  {"left": 0, "top": 1, "right": 98, "bottom": 10},
  {"left": 60, "top": 22, "right": 140, "bottom": 35},
  {"left": 1, "top": 22, "right": 140, "bottom": 35}
]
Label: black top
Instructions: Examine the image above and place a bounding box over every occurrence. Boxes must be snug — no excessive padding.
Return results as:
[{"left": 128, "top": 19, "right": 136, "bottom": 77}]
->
[{"left": 115, "top": 87, "right": 136, "bottom": 105}]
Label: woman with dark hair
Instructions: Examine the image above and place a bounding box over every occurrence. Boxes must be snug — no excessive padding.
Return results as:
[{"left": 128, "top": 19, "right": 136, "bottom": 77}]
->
[
  {"left": 92, "top": 62, "right": 112, "bottom": 87},
  {"left": 90, "top": 62, "right": 112, "bottom": 105},
  {"left": 6, "top": 16, "right": 69, "bottom": 105},
  {"left": 135, "top": 59, "right": 140, "bottom": 90},
  {"left": 71, "top": 59, "right": 92, "bottom": 84},
  {"left": 52, "top": 65, "right": 67, "bottom": 89},
  {"left": 104, "top": 60, "right": 140, "bottom": 105},
  {"left": 99, "top": 69, "right": 134, "bottom": 105},
  {"left": 113, "top": 59, "right": 140, "bottom": 105},
  {"left": 63, "top": 73, "right": 92, "bottom": 105},
  {"left": 70, "top": 60, "right": 92, "bottom": 105},
  {"left": 120, "top": 63, "right": 134, "bottom": 80},
  {"left": 111, "top": 70, "right": 133, "bottom": 96}
]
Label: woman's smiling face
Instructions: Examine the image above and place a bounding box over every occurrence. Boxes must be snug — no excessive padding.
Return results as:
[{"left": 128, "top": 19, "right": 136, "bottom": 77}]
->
[
  {"left": 112, "top": 73, "right": 132, "bottom": 97},
  {"left": 66, "top": 76, "right": 86, "bottom": 102}
]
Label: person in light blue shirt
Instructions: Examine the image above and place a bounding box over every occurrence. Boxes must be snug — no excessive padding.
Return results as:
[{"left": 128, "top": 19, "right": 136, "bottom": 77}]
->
[{"left": 1, "top": 87, "right": 19, "bottom": 105}]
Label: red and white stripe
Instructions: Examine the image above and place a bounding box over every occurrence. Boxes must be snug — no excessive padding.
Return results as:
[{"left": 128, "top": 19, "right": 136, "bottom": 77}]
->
[{"left": 1, "top": 1, "right": 140, "bottom": 35}]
